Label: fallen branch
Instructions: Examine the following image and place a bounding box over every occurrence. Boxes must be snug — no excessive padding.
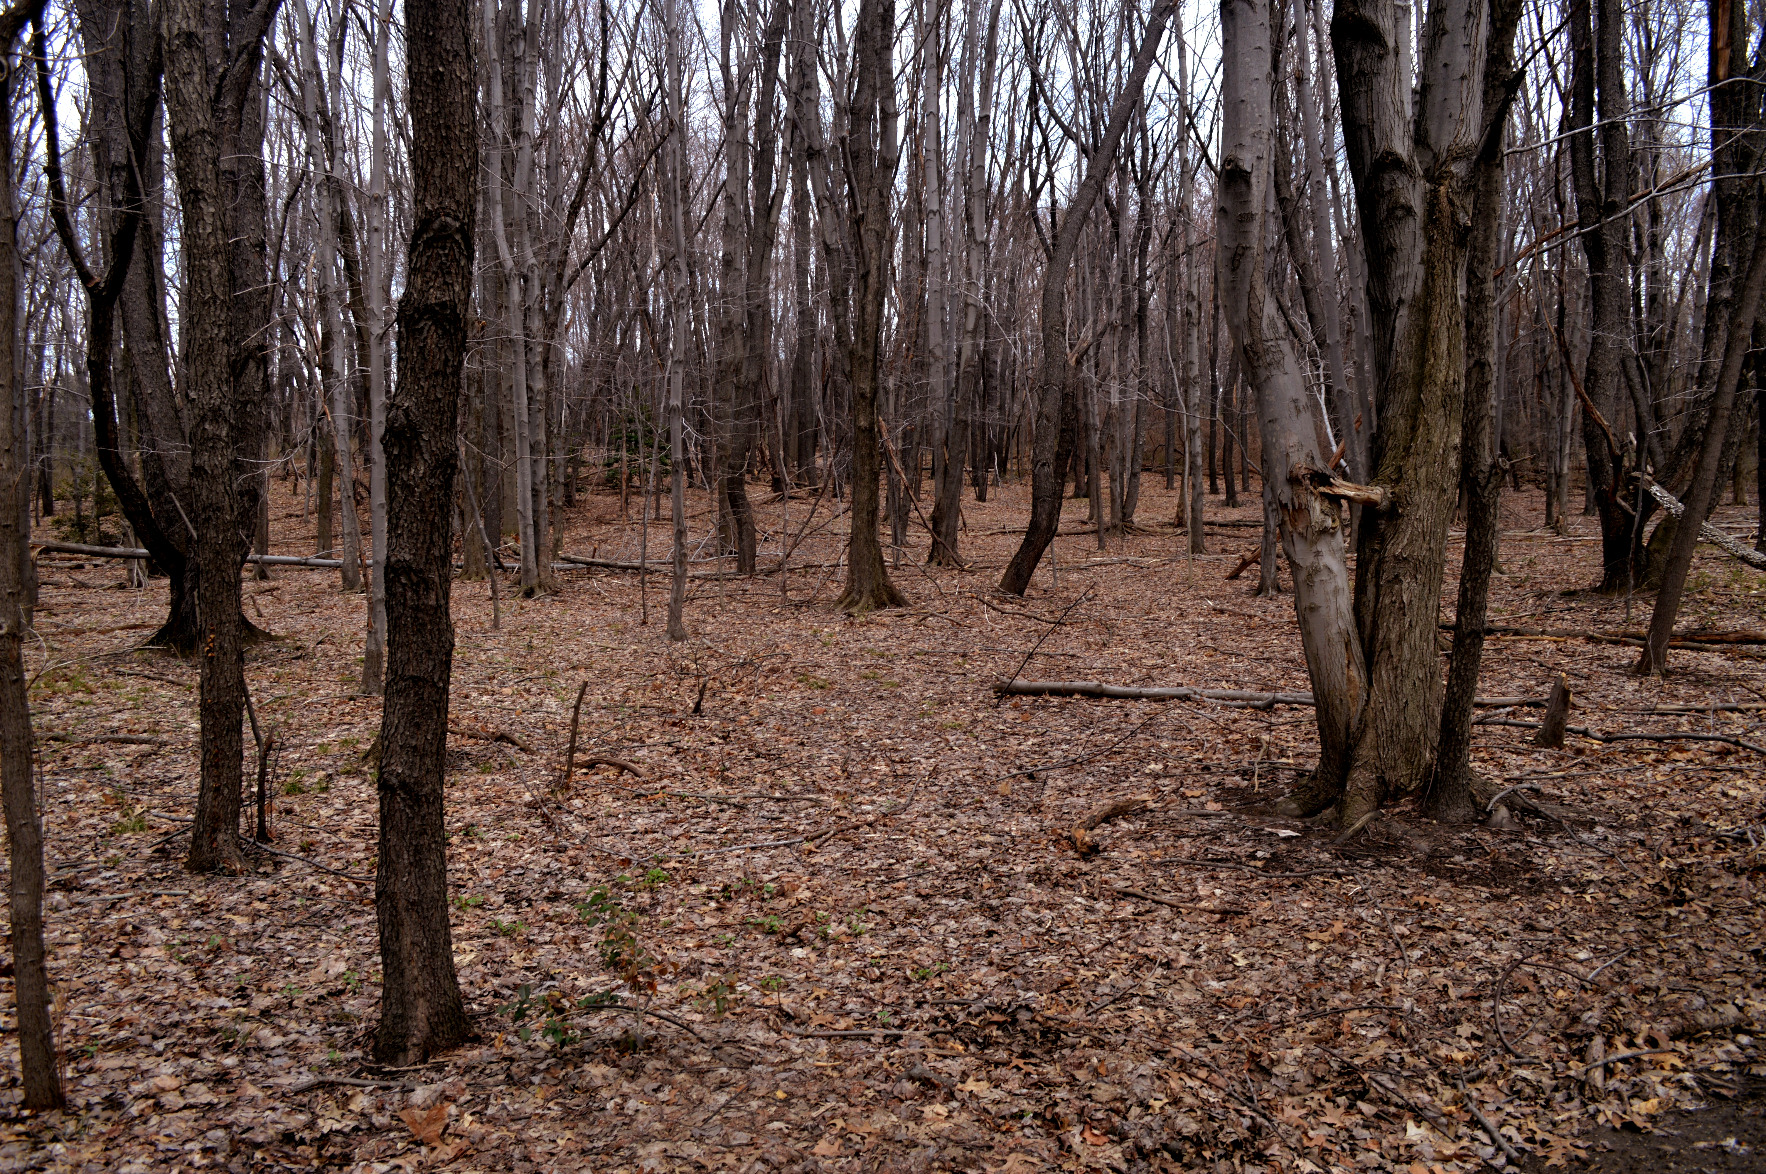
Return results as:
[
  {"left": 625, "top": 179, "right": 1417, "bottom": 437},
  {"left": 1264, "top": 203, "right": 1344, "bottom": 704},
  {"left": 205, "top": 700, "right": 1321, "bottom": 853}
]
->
[
  {"left": 448, "top": 724, "right": 533, "bottom": 753},
  {"left": 32, "top": 540, "right": 346, "bottom": 569},
  {"left": 1456, "top": 1076, "right": 1523, "bottom": 1165},
  {"left": 1111, "top": 886, "right": 1247, "bottom": 915},
  {"left": 1474, "top": 717, "right": 1766, "bottom": 755},
  {"left": 1225, "top": 548, "right": 1261, "bottom": 580},
  {"left": 39, "top": 732, "right": 166, "bottom": 747},
  {"left": 996, "top": 678, "right": 1576, "bottom": 712},
  {"left": 1462, "top": 621, "right": 1766, "bottom": 652},
  {"left": 1071, "top": 796, "right": 1149, "bottom": 856},
  {"left": 579, "top": 756, "right": 650, "bottom": 780}
]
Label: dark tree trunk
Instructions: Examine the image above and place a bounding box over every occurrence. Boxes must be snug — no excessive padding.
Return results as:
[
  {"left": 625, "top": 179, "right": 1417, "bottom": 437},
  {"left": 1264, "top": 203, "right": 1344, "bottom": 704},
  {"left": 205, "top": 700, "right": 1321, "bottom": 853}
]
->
[
  {"left": 837, "top": 0, "right": 907, "bottom": 612},
  {"left": 1567, "top": 0, "right": 1640, "bottom": 591},
  {"left": 373, "top": 0, "right": 476, "bottom": 1063},
  {"left": 1431, "top": 0, "right": 1525, "bottom": 822},
  {"left": 162, "top": 0, "right": 274, "bottom": 874},
  {"left": 2, "top": 1, "right": 64, "bottom": 1110}
]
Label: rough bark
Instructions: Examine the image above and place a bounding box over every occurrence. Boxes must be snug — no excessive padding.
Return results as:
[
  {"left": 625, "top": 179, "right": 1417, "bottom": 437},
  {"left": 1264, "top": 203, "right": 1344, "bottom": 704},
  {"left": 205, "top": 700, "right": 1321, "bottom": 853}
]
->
[
  {"left": 1638, "top": 207, "right": 1766, "bottom": 671},
  {"left": 1566, "top": 0, "right": 1640, "bottom": 590},
  {"left": 1430, "top": 0, "right": 1524, "bottom": 822},
  {"left": 1220, "top": 0, "right": 1366, "bottom": 801},
  {"left": 374, "top": 0, "right": 476, "bottom": 1063},
  {"left": 162, "top": 0, "right": 277, "bottom": 874},
  {"left": 4, "top": 0, "right": 63, "bottom": 1110},
  {"left": 837, "top": 0, "right": 908, "bottom": 613}
]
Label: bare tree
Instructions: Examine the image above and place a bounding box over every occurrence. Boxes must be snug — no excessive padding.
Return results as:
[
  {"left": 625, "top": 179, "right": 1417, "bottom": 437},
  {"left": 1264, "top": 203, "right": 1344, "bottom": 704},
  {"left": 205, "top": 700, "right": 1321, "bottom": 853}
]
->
[
  {"left": 997, "top": 0, "right": 1174, "bottom": 596},
  {"left": 4, "top": 0, "right": 62, "bottom": 1112}
]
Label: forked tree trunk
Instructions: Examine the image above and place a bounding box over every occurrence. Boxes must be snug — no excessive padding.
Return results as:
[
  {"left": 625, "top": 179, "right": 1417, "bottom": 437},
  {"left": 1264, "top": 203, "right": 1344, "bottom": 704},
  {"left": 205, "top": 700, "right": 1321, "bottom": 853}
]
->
[
  {"left": 164, "top": 0, "right": 274, "bottom": 873},
  {"left": 374, "top": 0, "right": 475, "bottom": 1064}
]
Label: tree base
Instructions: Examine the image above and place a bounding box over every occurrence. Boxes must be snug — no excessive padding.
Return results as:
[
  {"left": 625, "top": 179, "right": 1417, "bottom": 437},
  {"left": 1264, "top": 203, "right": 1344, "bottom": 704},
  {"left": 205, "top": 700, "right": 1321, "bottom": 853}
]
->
[
  {"left": 1421, "top": 763, "right": 1483, "bottom": 823},
  {"left": 836, "top": 578, "right": 907, "bottom": 615}
]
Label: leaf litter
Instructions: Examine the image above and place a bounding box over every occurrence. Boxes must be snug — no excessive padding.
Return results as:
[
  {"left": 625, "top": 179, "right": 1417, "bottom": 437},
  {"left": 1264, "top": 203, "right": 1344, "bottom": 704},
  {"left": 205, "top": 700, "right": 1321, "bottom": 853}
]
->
[{"left": 0, "top": 480, "right": 1761, "bottom": 1172}]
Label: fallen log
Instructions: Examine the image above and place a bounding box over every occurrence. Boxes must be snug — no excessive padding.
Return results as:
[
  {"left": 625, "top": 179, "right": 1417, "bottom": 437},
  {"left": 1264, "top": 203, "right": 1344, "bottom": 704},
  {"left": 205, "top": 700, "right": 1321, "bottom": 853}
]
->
[
  {"left": 33, "top": 540, "right": 346, "bottom": 569},
  {"left": 1225, "top": 548, "right": 1261, "bottom": 581},
  {"left": 993, "top": 678, "right": 1545, "bottom": 711},
  {"left": 1635, "top": 475, "right": 1766, "bottom": 569},
  {"left": 1458, "top": 622, "right": 1766, "bottom": 652}
]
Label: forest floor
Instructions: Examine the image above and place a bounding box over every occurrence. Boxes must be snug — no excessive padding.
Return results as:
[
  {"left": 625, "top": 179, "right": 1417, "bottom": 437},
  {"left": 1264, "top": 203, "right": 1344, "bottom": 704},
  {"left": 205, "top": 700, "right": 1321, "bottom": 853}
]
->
[{"left": 0, "top": 473, "right": 1761, "bottom": 1174}]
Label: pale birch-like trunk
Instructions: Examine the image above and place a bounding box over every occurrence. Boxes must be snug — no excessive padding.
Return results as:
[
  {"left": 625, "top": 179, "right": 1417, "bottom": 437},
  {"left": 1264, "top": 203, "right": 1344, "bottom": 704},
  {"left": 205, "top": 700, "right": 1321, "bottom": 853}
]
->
[
  {"left": 1218, "top": 0, "right": 1367, "bottom": 800},
  {"left": 293, "top": 0, "right": 363, "bottom": 594},
  {"left": 484, "top": 0, "right": 539, "bottom": 593}
]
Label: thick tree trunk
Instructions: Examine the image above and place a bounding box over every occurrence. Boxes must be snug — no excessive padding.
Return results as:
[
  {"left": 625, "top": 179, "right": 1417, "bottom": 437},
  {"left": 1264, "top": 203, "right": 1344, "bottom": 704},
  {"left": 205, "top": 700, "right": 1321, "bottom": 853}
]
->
[
  {"left": 374, "top": 0, "right": 475, "bottom": 1064},
  {"left": 837, "top": 0, "right": 907, "bottom": 613},
  {"left": 1567, "top": 0, "right": 1639, "bottom": 591},
  {"left": 163, "top": 0, "right": 274, "bottom": 874},
  {"left": 1219, "top": 0, "right": 1366, "bottom": 801},
  {"left": 1329, "top": 0, "right": 1491, "bottom": 823}
]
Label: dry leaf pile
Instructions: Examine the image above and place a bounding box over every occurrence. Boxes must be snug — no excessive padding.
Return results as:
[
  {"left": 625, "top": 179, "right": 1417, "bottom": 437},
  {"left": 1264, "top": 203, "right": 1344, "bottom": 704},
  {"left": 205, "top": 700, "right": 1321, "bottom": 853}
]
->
[{"left": 0, "top": 479, "right": 1761, "bottom": 1173}]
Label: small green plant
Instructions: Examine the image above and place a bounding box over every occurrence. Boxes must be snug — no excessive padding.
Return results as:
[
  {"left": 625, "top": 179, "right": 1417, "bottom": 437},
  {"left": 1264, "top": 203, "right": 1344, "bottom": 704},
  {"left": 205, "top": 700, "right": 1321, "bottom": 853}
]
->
[
  {"left": 107, "top": 809, "right": 147, "bottom": 836},
  {"left": 846, "top": 908, "right": 872, "bottom": 936},
  {"left": 282, "top": 777, "right": 307, "bottom": 796},
  {"left": 796, "top": 673, "right": 831, "bottom": 690},
  {"left": 693, "top": 975, "right": 740, "bottom": 1019},
  {"left": 490, "top": 918, "right": 525, "bottom": 938},
  {"left": 909, "top": 962, "right": 950, "bottom": 982},
  {"left": 452, "top": 894, "right": 486, "bottom": 910},
  {"left": 748, "top": 913, "right": 783, "bottom": 934},
  {"left": 638, "top": 866, "right": 671, "bottom": 890},
  {"left": 758, "top": 976, "right": 786, "bottom": 992},
  {"left": 877, "top": 1008, "right": 896, "bottom": 1027},
  {"left": 342, "top": 970, "right": 361, "bottom": 993},
  {"left": 499, "top": 984, "right": 579, "bottom": 1046}
]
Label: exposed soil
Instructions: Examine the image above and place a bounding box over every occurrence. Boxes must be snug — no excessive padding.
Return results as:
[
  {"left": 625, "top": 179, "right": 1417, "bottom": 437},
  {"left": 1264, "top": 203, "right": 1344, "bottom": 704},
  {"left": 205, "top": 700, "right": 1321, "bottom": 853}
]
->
[{"left": 0, "top": 475, "right": 1761, "bottom": 1172}]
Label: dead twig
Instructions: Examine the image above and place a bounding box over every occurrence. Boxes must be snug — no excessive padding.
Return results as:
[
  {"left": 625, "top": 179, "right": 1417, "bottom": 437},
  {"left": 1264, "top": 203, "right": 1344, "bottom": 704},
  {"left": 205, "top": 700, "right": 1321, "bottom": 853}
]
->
[{"left": 557, "top": 681, "right": 589, "bottom": 791}]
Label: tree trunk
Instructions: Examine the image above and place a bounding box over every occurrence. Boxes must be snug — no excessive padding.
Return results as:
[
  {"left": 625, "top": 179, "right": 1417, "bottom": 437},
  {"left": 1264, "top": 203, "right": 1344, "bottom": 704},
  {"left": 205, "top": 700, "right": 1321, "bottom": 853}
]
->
[
  {"left": 2, "top": 1, "right": 63, "bottom": 1107},
  {"left": 1567, "top": 0, "right": 1639, "bottom": 591},
  {"left": 1430, "top": 0, "right": 1524, "bottom": 821},
  {"left": 164, "top": 0, "right": 275, "bottom": 873},
  {"left": 837, "top": 0, "right": 908, "bottom": 613},
  {"left": 360, "top": 0, "right": 394, "bottom": 696},
  {"left": 374, "top": 0, "right": 475, "bottom": 1063},
  {"left": 664, "top": 0, "right": 691, "bottom": 640},
  {"left": 1639, "top": 210, "right": 1766, "bottom": 671},
  {"left": 1220, "top": 0, "right": 1365, "bottom": 801}
]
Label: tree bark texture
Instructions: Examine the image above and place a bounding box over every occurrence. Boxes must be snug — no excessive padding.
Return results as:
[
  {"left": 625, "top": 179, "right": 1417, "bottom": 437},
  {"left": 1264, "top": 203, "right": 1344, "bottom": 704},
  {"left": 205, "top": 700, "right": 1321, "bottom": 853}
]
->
[
  {"left": 837, "top": 0, "right": 908, "bottom": 613},
  {"left": 374, "top": 0, "right": 476, "bottom": 1064},
  {"left": 162, "top": 0, "right": 276, "bottom": 873},
  {"left": 3, "top": 0, "right": 63, "bottom": 1110}
]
